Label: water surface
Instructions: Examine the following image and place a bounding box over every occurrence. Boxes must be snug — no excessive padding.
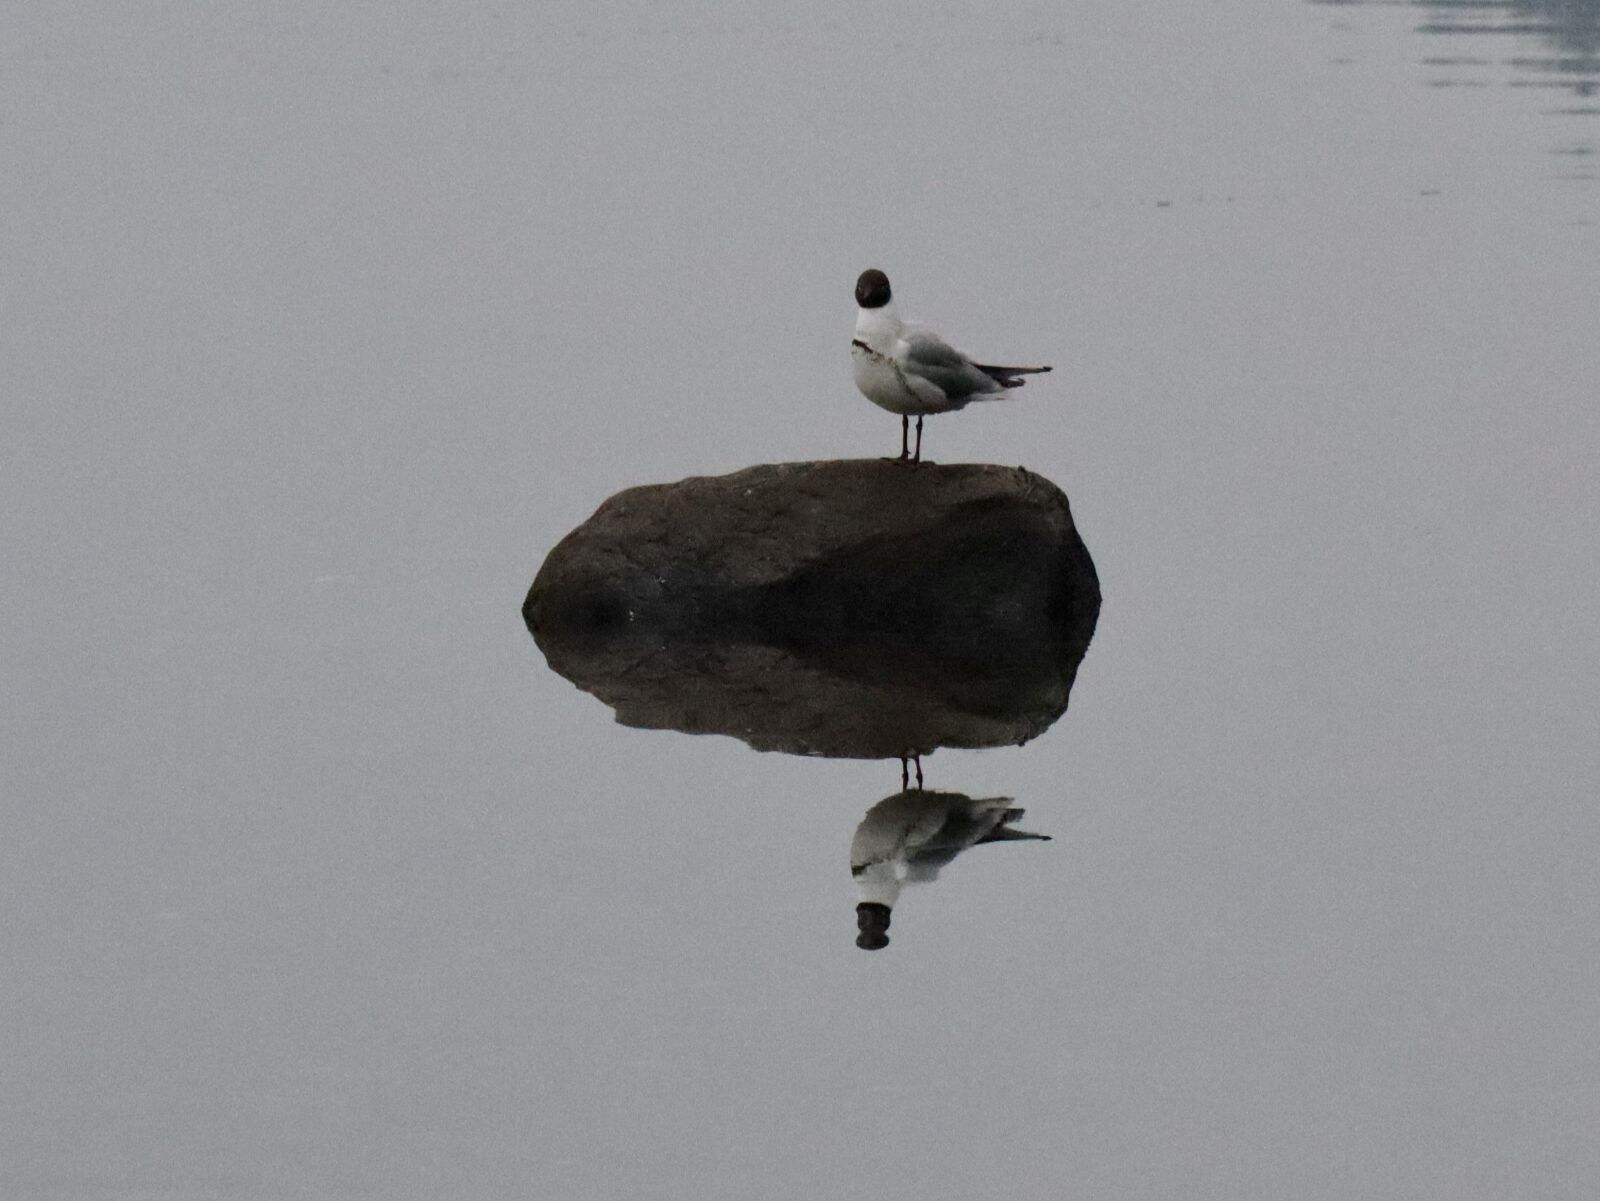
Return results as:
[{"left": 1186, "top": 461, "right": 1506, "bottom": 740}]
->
[{"left": 3, "top": 2, "right": 1597, "bottom": 1198}]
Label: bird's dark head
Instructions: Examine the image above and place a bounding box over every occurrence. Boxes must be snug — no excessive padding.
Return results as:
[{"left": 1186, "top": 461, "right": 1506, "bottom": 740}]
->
[
  {"left": 855, "top": 901, "right": 892, "bottom": 950},
  {"left": 855, "top": 269, "right": 892, "bottom": 309}
]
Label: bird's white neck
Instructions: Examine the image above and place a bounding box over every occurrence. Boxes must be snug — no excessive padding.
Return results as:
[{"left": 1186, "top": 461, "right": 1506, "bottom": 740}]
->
[{"left": 854, "top": 301, "right": 904, "bottom": 348}]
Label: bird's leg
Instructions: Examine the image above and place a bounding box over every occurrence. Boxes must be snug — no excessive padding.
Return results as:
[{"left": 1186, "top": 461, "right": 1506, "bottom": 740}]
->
[
  {"left": 912, "top": 416, "right": 924, "bottom": 464},
  {"left": 900, "top": 756, "right": 910, "bottom": 791},
  {"left": 900, "top": 414, "right": 910, "bottom": 462},
  {"left": 913, "top": 754, "right": 924, "bottom": 790}
]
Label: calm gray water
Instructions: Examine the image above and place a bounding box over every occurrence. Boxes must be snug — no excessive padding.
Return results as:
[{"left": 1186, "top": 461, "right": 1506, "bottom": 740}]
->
[{"left": 4, "top": 3, "right": 1597, "bottom": 1199}]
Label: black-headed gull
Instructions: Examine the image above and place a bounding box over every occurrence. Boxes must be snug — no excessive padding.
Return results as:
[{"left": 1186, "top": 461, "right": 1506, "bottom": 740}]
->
[{"left": 850, "top": 268, "right": 1052, "bottom": 463}]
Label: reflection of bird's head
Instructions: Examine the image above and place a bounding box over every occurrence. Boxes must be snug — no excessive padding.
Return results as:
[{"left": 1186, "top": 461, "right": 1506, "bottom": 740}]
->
[
  {"left": 856, "top": 901, "right": 892, "bottom": 950},
  {"left": 855, "top": 268, "right": 892, "bottom": 309}
]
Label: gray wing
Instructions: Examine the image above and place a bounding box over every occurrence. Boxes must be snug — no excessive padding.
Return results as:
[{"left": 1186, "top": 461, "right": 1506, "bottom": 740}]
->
[
  {"left": 914, "top": 805, "right": 1008, "bottom": 856},
  {"left": 901, "top": 329, "right": 1005, "bottom": 400}
]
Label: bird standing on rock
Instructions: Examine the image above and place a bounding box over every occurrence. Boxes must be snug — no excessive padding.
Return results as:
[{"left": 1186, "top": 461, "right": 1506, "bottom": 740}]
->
[{"left": 850, "top": 268, "right": 1052, "bottom": 463}]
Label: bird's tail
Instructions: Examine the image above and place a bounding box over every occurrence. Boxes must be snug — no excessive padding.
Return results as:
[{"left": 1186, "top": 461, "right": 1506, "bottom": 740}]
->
[{"left": 974, "top": 363, "right": 1052, "bottom": 388}]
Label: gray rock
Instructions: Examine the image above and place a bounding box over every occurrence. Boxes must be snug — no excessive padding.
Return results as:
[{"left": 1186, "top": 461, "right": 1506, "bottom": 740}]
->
[{"left": 523, "top": 460, "right": 1099, "bottom": 758}]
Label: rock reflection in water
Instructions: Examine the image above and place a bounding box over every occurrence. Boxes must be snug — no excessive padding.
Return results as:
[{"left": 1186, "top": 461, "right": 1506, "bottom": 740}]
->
[
  {"left": 523, "top": 460, "right": 1100, "bottom": 759},
  {"left": 851, "top": 790, "right": 1050, "bottom": 951}
]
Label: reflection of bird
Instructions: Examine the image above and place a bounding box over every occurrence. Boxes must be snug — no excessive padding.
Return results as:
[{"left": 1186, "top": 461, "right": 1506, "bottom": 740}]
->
[
  {"left": 851, "top": 269, "right": 1052, "bottom": 463},
  {"left": 851, "top": 789, "right": 1051, "bottom": 950}
]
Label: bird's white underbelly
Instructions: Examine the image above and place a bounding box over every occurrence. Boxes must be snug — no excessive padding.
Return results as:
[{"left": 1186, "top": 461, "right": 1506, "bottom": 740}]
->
[{"left": 851, "top": 345, "right": 950, "bottom": 415}]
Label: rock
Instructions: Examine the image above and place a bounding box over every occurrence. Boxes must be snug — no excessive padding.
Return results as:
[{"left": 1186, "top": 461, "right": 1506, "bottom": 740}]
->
[{"left": 523, "top": 460, "right": 1099, "bottom": 758}]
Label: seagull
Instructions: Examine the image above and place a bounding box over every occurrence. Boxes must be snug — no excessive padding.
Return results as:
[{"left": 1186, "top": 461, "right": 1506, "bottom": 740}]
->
[
  {"left": 850, "top": 268, "right": 1052, "bottom": 463},
  {"left": 851, "top": 789, "right": 1051, "bottom": 950}
]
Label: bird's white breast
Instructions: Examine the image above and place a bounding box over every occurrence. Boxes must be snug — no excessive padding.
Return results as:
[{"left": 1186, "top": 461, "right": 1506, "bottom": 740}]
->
[
  {"left": 852, "top": 303, "right": 951, "bottom": 415},
  {"left": 852, "top": 344, "right": 925, "bottom": 414}
]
